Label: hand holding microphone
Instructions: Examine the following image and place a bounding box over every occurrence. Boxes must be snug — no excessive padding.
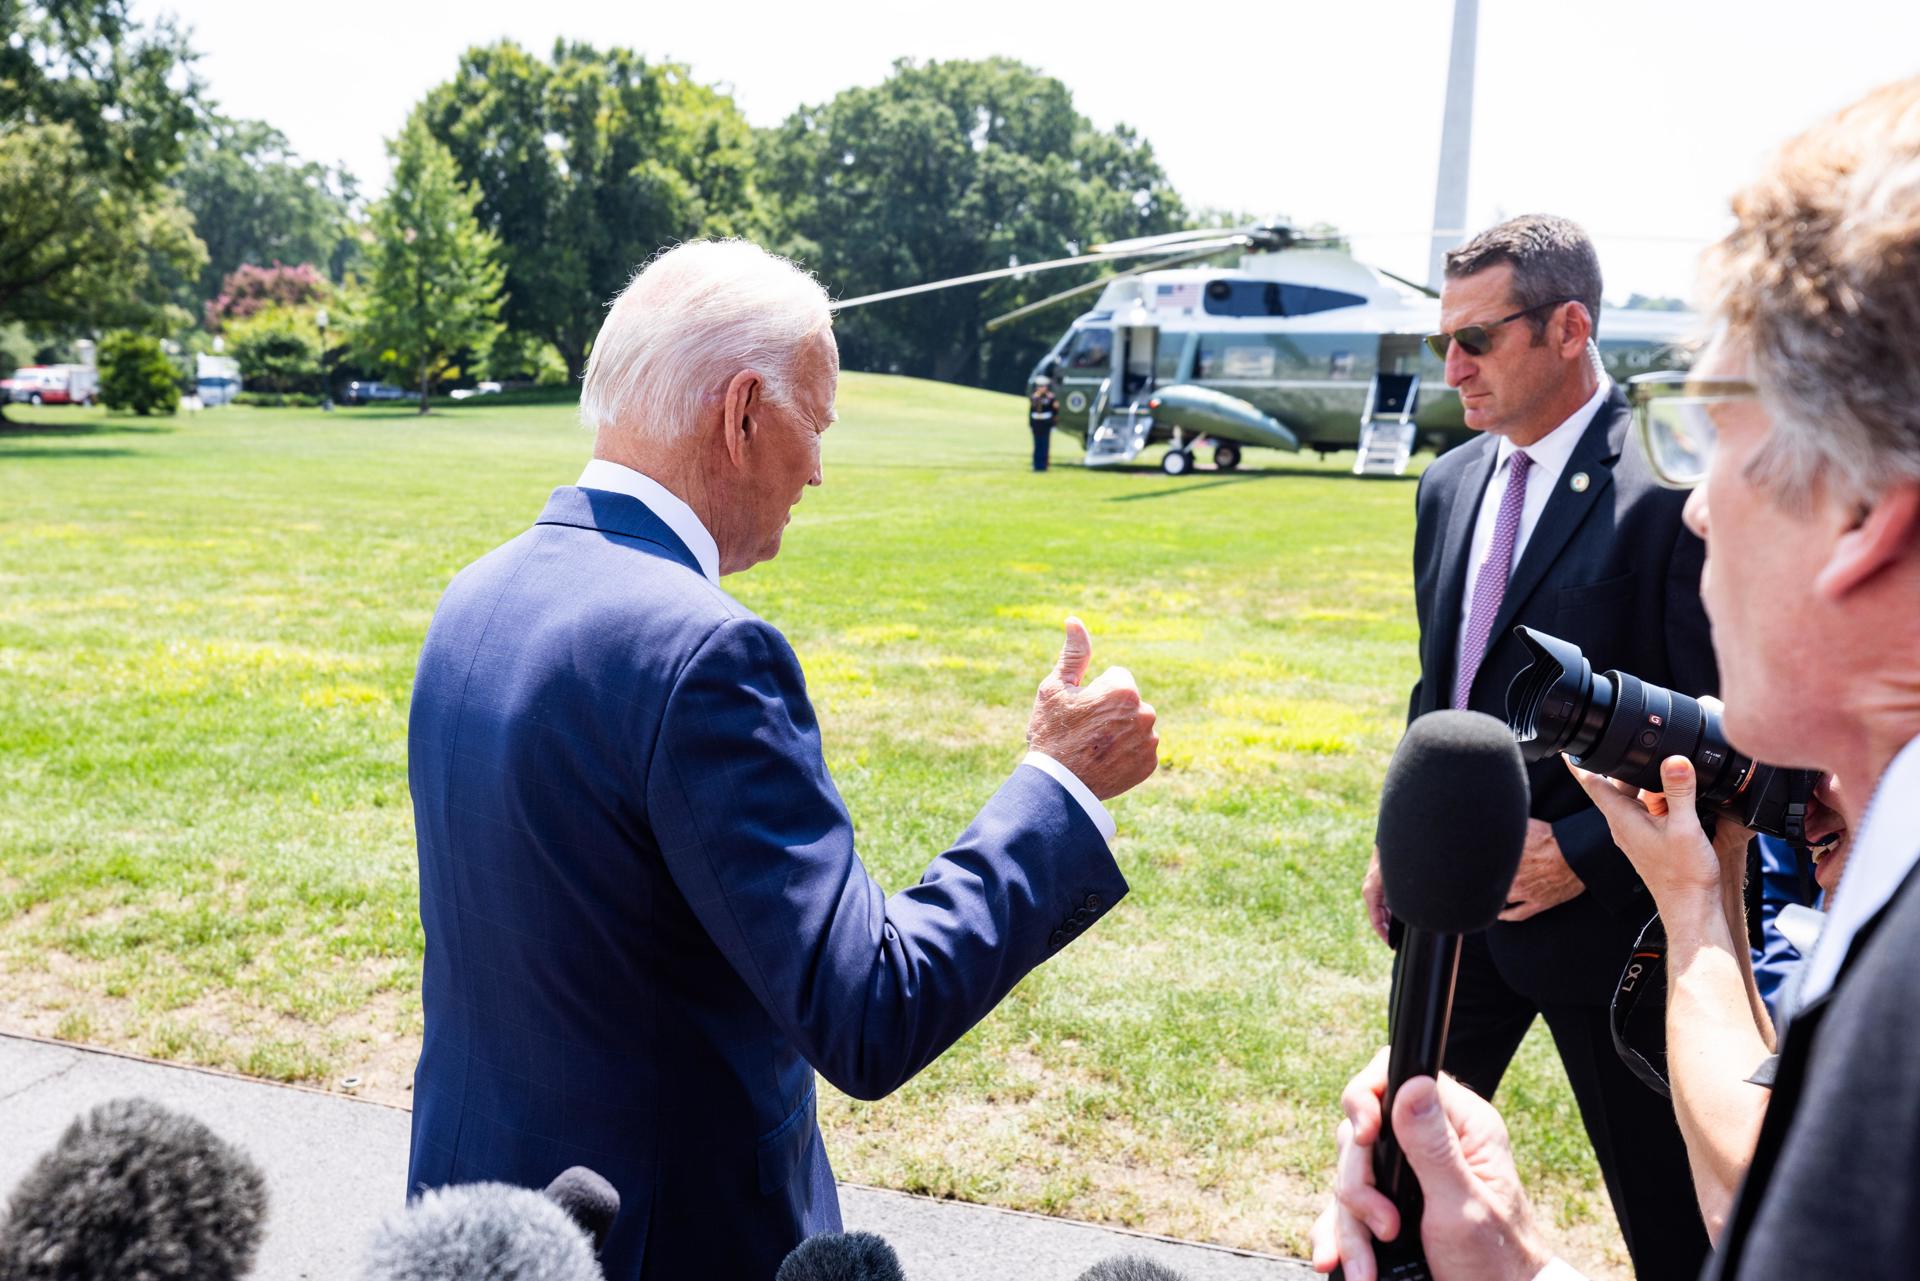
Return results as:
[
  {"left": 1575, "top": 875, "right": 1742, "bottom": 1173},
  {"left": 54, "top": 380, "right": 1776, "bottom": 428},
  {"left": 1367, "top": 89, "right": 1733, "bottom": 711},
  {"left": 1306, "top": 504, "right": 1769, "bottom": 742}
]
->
[{"left": 1315, "top": 710, "right": 1535, "bottom": 1281}]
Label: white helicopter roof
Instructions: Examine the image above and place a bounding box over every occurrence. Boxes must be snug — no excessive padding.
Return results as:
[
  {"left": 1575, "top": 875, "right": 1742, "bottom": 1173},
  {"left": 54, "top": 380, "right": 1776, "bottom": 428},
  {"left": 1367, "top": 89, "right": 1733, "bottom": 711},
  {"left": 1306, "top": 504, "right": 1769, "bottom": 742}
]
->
[{"left": 1079, "top": 248, "right": 1697, "bottom": 348}]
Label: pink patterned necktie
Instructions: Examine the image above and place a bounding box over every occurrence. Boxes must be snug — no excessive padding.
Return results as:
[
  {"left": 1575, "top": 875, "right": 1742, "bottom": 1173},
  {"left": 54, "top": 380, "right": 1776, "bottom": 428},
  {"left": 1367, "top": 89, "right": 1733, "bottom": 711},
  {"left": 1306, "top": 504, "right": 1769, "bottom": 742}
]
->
[{"left": 1453, "top": 450, "right": 1533, "bottom": 709}]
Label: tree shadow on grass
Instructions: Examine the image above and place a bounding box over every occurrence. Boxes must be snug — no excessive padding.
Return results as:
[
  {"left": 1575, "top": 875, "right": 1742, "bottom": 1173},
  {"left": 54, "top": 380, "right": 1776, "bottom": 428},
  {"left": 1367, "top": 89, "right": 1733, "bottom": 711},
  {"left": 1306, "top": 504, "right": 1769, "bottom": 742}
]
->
[
  {"left": 0, "top": 446, "right": 140, "bottom": 460},
  {"left": 0, "top": 417, "right": 175, "bottom": 440}
]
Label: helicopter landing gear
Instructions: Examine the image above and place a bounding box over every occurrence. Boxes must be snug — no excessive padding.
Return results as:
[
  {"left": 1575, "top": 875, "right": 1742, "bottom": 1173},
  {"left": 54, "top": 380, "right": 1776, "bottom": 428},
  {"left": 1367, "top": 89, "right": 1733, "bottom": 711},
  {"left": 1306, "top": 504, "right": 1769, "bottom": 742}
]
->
[
  {"left": 1213, "top": 443, "right": 1242, "bottom": 471},
  {"left": 1161, "top": 448, "right": 1193, "bottom": 476}
]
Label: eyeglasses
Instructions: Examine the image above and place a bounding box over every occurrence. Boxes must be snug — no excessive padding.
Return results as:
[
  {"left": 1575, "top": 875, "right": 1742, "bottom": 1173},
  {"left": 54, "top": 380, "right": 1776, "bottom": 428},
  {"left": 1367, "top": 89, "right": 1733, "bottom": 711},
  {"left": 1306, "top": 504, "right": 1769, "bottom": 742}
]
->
[
  {"left": 1627, "top": 370, "right": 1758, "bottom": 489},
  {"left": 1423, "top": 299, "right": 1575, "bottom": 360}
]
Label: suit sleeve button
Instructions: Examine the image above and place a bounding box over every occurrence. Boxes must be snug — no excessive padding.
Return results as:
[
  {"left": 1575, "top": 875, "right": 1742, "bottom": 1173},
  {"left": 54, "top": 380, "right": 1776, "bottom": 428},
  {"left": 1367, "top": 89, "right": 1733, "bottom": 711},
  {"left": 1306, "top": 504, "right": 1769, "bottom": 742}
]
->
[
  {"left": 1084, "top": 894, "right": 1102, "bottom": 911},
  {"left": 1073, "top": 908, "right": 1090, "bottom": 925},
  {"left": 1050, "top": 930, "right": 1066, "bottom": 949}
]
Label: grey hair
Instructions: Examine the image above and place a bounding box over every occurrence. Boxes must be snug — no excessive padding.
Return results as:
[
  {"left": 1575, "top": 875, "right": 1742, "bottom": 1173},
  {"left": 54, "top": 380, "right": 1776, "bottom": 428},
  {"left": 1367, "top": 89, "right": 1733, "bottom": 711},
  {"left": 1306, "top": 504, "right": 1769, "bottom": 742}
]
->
[
  {"left": 580, "top": 239, "right": 832, "bottom": 443},
  {"left": 1445, "top": 214, "right": 1604, "bottom": 341},
  {"left": 1699, "top": 76, "right": 1920, "bottom": 507}
]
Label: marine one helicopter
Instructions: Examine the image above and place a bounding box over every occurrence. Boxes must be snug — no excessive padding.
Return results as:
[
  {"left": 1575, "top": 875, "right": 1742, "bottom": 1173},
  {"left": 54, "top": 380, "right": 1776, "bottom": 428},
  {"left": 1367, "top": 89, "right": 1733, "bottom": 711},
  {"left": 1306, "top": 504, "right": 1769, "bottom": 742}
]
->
[{"left": 832, "top": 221, "right": 1695, "bottom": 477}]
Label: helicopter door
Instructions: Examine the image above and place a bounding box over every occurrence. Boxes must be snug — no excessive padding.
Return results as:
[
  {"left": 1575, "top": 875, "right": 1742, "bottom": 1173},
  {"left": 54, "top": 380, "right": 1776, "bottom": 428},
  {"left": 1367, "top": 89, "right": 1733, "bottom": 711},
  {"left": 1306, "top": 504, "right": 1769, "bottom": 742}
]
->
[
  {"left": 1118, "top": 323, "right": 1158, "bottom": 405},
  {"left": 1354, "top": 334, "right": 1426, "bottom": 476}
]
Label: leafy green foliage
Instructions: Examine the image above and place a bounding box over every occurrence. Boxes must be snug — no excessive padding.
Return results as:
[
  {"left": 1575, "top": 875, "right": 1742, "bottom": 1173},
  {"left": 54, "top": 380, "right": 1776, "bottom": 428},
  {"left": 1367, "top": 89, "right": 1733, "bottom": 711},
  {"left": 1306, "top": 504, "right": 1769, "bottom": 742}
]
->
[
  {"left": 760, "top": 58, "right": 1187, "bottom": 390},
  {"left": 0, "top": 3, "right": 206, "bottom": 356},
  {"left": 359, "top": 115, "right": 504, "bottom": 413},
  {"left": 96, "top": 331, "right": 179, "bottom": 415},
  {"left": 0, "top": 123, "right": 208, "bottom": 338},
  {"left": 177, "top": 118, "right": 355, "bottom": 306},
  {"left": 0, "top": 0, "right": 202, "bottom": 190},
  {"left": 419, "top": 40, "right": 760, "bottom": 381},
  {"left": 226, "top": 305, "right": 323, "bottom": 395}
]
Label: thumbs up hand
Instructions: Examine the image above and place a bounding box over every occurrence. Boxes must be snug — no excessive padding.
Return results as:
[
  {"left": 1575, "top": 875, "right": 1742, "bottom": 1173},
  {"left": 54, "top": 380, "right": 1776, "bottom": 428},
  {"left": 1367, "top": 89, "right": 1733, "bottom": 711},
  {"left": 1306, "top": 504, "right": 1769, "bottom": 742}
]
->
[{"left": 1026, "top": 616, "right": 1159, "bottom": 801}]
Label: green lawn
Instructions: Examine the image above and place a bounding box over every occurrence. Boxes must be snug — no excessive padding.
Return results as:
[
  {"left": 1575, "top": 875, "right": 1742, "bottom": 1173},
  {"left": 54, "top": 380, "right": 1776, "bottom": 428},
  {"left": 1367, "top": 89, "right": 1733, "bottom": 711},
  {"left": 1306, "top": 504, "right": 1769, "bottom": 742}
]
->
[{"left": 0, "top": 377, "right": 1622, "bottom": 1270}]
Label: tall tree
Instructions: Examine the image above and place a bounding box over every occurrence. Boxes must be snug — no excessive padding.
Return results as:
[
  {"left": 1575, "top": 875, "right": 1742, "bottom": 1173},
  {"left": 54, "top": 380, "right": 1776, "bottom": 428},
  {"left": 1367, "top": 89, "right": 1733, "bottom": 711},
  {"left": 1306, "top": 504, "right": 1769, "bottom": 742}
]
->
[
  {"left": 759, "top": 58, "right": 1187, "bottom": 390},
  {"left": 419, "top": 40, "right": 760, "bottom": 383},
  {"left": 360, "top": 115, "right": 504, "bottom": 414},
  {"left": 176, "top": 118, "right": 355, "bottom": 305},
  {"left": 0, "top": 0, "right": 207, "bottom": 416}
]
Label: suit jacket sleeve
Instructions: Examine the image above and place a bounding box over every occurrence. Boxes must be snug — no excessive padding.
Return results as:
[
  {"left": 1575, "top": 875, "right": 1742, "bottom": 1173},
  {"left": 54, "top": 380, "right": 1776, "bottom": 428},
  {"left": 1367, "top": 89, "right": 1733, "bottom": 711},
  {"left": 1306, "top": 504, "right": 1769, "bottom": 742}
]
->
[
  {"left": 645, "top": 615, "right": 1128, "bottom": 1101},
  {"left": 1554, "top": 521, "right": 1717, "bottom": 913}
]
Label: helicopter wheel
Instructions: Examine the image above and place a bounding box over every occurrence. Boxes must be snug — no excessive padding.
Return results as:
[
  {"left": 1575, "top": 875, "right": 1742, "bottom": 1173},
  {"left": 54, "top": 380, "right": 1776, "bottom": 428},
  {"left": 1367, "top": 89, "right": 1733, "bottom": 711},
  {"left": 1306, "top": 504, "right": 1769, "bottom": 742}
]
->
[
  {"left": 1161, "top": 448, "right": 1192, "bottom": 476},
  {"left": 1213, "top": 443, "right": 1242, "bottom": 471}
]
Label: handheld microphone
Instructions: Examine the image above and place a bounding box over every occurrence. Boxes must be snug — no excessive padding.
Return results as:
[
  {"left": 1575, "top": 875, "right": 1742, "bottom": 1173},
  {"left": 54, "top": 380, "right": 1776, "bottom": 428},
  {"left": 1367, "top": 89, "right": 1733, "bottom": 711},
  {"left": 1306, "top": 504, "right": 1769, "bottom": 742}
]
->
[
  {"left": 1349, "top": 710, "right": 1530, "bottom": 1281},
  {"left": 775, "top": 1231, "right": 907, "bottom": 1281},
  {"left": 543, "top": 1166, "right": 620, "bottom": 1254}
]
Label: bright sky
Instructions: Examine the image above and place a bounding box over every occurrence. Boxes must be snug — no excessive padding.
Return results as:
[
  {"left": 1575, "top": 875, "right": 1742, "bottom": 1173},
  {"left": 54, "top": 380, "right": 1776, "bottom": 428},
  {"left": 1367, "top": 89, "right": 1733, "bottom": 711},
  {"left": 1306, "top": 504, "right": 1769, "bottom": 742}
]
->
[{"left": 139, "top": 0, "right": 1920, "bottom": 302}]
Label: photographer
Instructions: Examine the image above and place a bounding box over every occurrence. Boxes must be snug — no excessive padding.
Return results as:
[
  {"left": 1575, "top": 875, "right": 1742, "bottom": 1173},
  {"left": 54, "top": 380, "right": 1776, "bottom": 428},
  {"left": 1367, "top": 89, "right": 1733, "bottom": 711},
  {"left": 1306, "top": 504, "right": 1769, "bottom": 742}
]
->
[{"left": 1312, "top": 76, "right": 1920, "bottom": 1281}]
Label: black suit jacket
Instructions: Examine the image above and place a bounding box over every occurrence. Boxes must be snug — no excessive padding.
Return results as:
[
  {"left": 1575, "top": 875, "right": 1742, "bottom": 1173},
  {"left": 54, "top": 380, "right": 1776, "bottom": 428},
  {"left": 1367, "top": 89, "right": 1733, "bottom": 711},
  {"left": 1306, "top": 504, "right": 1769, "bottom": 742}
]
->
[
  {"left": 1408, "top": 387, "right": 1716, "bottom": 1006},
  {"left": 1703, "top": 857, "right": 1920, "bottom": 1280}
]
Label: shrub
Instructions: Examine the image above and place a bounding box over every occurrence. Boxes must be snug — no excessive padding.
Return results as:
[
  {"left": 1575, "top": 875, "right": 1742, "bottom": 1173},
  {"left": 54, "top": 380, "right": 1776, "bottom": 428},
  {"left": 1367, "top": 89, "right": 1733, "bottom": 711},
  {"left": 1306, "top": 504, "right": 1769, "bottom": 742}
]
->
[
  {"left": 231, "top": 391, "right": 324, "bottom": 408},
  {"left": 226, "top": 306, "right": 323, "bottom": 394},
  {"left": 98, "top": 333, "right": 181, "bottom": 416}
]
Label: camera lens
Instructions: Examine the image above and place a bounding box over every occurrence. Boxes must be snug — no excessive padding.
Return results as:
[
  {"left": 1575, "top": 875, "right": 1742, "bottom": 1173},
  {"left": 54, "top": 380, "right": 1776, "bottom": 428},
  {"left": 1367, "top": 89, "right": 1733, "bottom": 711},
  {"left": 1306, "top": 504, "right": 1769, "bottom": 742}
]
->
[
  {"left": 1504, "top": 627, "right": 1817, "bottom": 841},
  {"left": 1506, "top": 627, "right": 1614, "bottom": 761}
]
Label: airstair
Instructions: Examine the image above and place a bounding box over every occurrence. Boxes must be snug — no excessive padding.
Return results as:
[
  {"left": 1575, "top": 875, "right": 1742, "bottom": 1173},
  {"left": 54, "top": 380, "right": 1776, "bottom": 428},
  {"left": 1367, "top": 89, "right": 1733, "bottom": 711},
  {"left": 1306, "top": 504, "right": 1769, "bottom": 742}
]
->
[
  {"left": 1353, "top": 371, "right": 1421, "bottom": 476},
  {"left": 1085, "top": 408, "right": 1153, "bottom": 466},
  {"left": 1082, "top": 378, "right": 1154, "bottom": 467}
]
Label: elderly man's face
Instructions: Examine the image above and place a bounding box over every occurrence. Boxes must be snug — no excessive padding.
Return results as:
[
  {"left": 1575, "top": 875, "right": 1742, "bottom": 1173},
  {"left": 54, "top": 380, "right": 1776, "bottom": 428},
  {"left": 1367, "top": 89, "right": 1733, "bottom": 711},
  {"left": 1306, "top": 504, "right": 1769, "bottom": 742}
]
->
[
  {"left": 1682, "top": 343, "right": 1834, "bottom": 765},
  {"left": 733, "top": 330, "right": 838, "bottom": 571}
]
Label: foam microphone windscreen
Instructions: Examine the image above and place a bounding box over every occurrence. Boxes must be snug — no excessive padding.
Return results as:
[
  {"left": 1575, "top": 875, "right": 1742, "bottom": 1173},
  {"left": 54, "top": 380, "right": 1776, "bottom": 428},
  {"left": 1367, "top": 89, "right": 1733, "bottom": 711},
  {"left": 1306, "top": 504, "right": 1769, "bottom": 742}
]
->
[
  {"left": 775, "top": 1231, "right": 907, "bottom": 1281},
  {"left": 543, "top": 1167, "right": 619, "bottom": 1253},
  {"left": 1375, "top": 710, "right": 1531, "bottom": 933}
]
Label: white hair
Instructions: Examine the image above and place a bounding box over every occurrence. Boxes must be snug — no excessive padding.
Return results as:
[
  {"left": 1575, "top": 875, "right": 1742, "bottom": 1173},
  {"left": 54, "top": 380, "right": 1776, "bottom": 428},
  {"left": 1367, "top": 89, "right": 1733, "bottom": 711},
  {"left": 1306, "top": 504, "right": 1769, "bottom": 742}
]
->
[{"left": 579, "top": 240, "right": 832, "bottom": 444}]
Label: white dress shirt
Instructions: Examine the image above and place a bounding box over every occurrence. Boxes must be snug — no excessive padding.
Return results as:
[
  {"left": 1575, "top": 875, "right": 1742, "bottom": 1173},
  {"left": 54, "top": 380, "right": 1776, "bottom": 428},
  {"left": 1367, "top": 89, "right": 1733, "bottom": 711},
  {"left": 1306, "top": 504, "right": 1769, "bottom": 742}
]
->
[
  {"left": 1457, "top": 377, "right": 1612, "bottom": 650},
  {"left": 575, "top": 458, "right": 1115, "bottom": 842}
]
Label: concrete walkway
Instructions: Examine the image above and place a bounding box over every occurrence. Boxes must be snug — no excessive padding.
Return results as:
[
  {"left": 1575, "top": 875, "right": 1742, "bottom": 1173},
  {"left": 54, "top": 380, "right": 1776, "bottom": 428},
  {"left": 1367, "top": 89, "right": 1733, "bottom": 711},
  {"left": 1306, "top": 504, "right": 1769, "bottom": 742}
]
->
[{"left": 0, "top": 1034, "right": 1314, "bottom": 1280}]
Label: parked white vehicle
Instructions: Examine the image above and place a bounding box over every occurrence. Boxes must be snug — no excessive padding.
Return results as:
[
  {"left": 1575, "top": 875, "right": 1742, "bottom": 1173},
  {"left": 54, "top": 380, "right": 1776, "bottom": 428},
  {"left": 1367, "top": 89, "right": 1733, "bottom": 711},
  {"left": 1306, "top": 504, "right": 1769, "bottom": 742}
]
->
[
  {"left": 196, "top": 354, "right": 243, "bottom": 406},
  {"left": 6, "top": 364, "right": 97, "bottom": 405}
]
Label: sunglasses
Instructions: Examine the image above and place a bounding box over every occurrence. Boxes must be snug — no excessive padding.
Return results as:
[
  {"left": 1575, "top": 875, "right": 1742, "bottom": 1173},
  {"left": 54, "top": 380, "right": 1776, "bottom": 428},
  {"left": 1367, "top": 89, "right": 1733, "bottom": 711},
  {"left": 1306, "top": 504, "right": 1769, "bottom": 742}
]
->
[
  {"left": 1423, "top": 299, "right": 1575, "bottom": 360},
  {"left": 1627, "top": 370, "right": 1758, "bottom": 489}
]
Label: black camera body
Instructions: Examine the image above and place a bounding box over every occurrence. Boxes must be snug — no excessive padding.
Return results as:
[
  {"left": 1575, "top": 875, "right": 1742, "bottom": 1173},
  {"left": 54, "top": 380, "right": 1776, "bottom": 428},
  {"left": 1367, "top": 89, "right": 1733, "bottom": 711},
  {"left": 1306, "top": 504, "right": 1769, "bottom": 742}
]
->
[{"left": 1505, "top": 626, "right": 1817, "bottom": 842}]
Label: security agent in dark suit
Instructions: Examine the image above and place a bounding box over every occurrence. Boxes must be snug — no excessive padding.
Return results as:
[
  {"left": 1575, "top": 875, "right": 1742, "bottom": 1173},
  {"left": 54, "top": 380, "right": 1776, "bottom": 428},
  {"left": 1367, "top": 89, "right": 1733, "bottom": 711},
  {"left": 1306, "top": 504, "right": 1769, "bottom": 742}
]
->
[
  {"left": 1359, "top": 216, "right": 1713, "bottom": 1279},
  {"left": 1313, "top": 78, "right": 1920, "bottom": 1281}
]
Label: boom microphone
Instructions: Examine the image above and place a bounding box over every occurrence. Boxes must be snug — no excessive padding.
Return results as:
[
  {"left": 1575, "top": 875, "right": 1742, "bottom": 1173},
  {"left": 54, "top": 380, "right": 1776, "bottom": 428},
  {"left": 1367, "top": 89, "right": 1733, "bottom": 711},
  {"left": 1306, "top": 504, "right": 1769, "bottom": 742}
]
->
[{"left": 1358, "top": 710, "right": 1529, "bottom": 1281}]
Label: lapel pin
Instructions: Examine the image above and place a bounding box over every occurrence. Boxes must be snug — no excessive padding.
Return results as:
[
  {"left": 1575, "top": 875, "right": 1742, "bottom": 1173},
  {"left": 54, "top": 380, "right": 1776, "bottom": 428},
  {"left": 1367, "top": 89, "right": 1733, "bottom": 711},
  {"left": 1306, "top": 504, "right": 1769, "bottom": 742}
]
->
[{"left": 1570, "top": 471, "right": 1590, "bottom": 493}]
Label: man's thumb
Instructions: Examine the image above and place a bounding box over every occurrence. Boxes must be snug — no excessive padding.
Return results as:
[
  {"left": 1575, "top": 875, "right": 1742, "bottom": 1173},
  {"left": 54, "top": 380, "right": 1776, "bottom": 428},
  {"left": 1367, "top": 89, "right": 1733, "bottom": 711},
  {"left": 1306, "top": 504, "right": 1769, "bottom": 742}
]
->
[
  {"left": 1660, "top": 755, "right": 1698, "bottom": 804},
  {"left": 1391, "top": 1078, "right": 1472, "bottom": 1205},
  {"left": 1054, "top": 616, "right": 1092, "bottom": 686}
]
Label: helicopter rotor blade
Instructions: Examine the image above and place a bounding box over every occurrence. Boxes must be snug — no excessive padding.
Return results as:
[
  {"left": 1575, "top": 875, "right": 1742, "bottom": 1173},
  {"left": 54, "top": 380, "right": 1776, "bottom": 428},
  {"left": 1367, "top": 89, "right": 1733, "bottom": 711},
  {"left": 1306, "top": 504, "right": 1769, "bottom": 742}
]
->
[
  {"left": 1089, "top": 226, "right": 1257, "bottom": 254},
  {"left": 984, "top": 241, "right": 1250, "bottom": 332},
  {"left": 1374, "top": 266, "right": 1441, "bottom": 299},
  {"left": 831, "top": 239, "right": 1247, "bottom": 312}
]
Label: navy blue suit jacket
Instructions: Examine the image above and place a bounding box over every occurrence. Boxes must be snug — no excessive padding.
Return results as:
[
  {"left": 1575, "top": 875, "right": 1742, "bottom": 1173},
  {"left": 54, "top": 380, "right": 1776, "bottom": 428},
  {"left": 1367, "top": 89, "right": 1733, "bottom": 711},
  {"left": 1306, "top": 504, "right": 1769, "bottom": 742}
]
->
[{"left": 406, "top": 486, "right": 1126, "bottom": 1280}]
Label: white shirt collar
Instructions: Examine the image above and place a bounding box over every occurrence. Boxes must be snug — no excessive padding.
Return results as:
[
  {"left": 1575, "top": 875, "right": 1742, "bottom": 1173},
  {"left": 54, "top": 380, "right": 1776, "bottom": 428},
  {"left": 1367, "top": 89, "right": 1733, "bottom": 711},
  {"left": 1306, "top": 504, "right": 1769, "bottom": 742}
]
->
[
  {"left": 1794, "top": 732, "right": 1920, "bottom": 1011},
  {"left": 576, "top": 458, "right": 720, "bottom": 584},
  {"left": 1493, "top": 376, "right": 1611, "bottom": 482}
]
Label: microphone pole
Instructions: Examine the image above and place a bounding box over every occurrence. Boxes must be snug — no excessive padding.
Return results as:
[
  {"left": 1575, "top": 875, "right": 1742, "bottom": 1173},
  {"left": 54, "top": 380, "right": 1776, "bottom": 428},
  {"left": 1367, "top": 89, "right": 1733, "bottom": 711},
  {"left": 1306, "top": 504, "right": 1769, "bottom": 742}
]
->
[{"left": 1334, "top": 710, "right": 1530, "bottom": 1281}]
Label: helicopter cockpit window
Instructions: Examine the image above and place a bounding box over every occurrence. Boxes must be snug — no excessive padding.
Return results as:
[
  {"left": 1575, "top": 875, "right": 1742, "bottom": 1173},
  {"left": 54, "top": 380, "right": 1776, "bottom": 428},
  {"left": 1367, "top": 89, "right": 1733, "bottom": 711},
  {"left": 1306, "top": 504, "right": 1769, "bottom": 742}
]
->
[
  {"left": 1201, "top": 280, "right": 1367, "bottom": 317},
  {"left": 1062, "top": 328, "right": 1113, "bottom": 370}
]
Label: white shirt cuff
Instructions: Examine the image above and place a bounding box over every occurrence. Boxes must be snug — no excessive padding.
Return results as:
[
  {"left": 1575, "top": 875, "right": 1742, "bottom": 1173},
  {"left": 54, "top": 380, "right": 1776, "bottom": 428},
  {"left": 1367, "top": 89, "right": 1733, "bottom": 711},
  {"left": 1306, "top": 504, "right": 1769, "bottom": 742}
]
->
[
  {"left": 1021, "top": 751, "right": 1116, "bottom": 844},
  {"left": 1532, "top": 1259, "right": 1590, "bottom": 1281}
]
